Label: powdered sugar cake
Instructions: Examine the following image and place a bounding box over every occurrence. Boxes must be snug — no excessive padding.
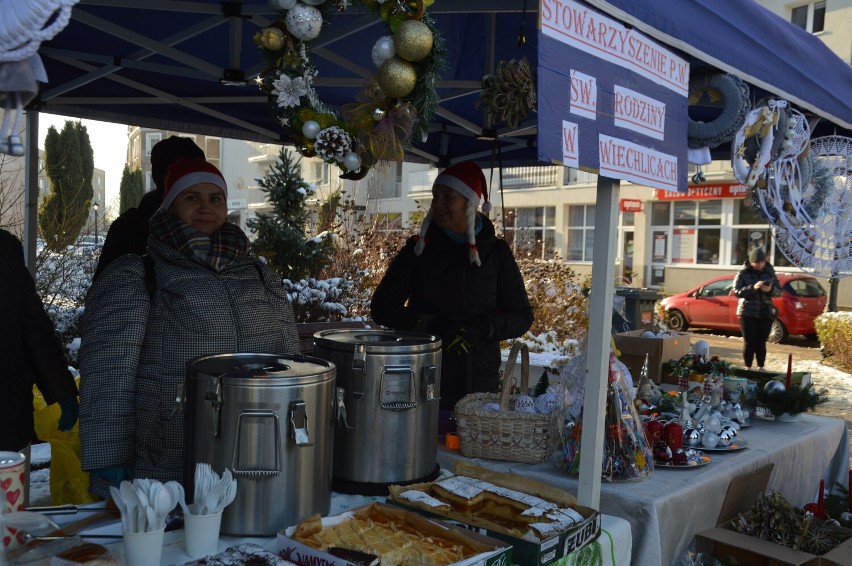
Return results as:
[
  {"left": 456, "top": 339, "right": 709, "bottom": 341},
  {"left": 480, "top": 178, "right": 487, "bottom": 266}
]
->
[{"left": 183, "top": 543, "right": 297, "bottom": 565}]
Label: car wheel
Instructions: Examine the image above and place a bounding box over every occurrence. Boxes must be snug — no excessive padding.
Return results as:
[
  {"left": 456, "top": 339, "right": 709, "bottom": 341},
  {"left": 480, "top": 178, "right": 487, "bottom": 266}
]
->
[
  {"left": 767, "top": 319, "right": 788, "bottom": 344},
  {"left": 667, "top": 310, "right": 689, "bottom": 332}
]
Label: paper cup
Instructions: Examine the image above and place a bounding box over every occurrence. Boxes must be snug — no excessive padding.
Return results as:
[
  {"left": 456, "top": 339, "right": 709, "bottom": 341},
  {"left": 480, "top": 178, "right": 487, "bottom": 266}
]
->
[
  {"left": 0, "top": 451, "right": 27, "bottom": 549},
  {"left": 183, "top": 511, "right": 222, "bottom": 558},
  {"left": 123, "top": 527, "right": 166, "bottom": 566}
]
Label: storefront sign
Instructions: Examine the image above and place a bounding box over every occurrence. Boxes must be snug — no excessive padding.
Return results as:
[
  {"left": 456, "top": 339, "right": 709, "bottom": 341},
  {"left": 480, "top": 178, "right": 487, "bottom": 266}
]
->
[
  {"left": 657, "top": 182, "right": 748, "bottom": 200},
  {"left": 538, "top": 0, "right": 688, "bottom": 192},
  {"left": 620, "top": 198, "right": 643, "bottom": 212}
]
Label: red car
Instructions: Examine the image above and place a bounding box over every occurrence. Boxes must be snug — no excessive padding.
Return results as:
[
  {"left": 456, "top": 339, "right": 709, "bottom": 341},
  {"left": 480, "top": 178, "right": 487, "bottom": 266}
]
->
[{"left": 659, "top": 274, "right": 827, "bottom": 343}]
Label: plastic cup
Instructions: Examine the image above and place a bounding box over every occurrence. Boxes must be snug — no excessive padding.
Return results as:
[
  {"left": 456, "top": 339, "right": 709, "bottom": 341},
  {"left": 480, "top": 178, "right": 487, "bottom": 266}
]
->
[
  {"left": 123, "top": 526, "right": 165, "bottom": 566},
  {"left": 183, "top": 511, "right": 223, "bottom": 558},
  {"left": 0, "top": 451, "right": 27, "bottom": 549}
]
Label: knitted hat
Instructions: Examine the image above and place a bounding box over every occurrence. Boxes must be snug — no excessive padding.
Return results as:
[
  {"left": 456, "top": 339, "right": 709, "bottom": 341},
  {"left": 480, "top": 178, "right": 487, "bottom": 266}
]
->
[
  {"left": 161, "top": 157, "right": 227, "bottom": 210},
  {"left": 414, "top": 161, "right": 490, "bottom": 266},
  {"left": 150, "top": 136, "right": 205, "bottom": 190},
  {"left": 749, "top": 247, "right": 767, "bottom": 262}
]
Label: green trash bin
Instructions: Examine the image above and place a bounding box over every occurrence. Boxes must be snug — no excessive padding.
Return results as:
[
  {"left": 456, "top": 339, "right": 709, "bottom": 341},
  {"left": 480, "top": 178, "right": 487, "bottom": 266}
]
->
[{"left": 614, "top": 287, "right": 661, "bottom": 331}]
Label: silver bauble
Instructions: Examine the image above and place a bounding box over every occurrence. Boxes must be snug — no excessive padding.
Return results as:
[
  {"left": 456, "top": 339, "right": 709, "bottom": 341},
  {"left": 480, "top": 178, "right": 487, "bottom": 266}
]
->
[
  {"left": 302, "top": 120, "right": 321, "bottom": 139},
  {"left": 684, "top": 428, "right": 701, "bottom": 447},
  {"left": 342, "top": 152, "right": 361, "bottom": 172},
  {"left": 718, "top": 429, "right": 734, "bottom": 447},
  {"left": 372, "top": 107, "right": 386, "bottom": 122},
  {"left": 701, "top": 432, "right": 720, "bottom": 448},
  {"left": 371, "top": 36, "right": 395, "bottom": 67},
  {"left": 271, "top": 0, "right": 298, "bottom": 10},
  {"left": 763, "top": 380, "right": 786, "bottom": 395},
  {"left": 285, "top": 4, "right": 323, "bottom": 41}
]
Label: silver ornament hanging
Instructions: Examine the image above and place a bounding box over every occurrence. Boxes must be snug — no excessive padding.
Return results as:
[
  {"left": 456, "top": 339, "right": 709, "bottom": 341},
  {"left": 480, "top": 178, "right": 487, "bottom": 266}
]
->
[
  {"left": 372, "top": 107, "right": 386, "bottom": 122},
  {"left": 285, "top": 4, "right": 323, "bottom": 41}
]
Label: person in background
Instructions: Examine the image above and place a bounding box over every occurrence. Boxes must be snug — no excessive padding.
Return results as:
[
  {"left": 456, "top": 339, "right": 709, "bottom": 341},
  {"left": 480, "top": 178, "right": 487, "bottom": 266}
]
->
[
  {"left": 370, "top": 161, "right": 534, "bottom": 411},
  {"left": 79, "top": 158, "right": 300, "bottom": 497},
  {"left": 733, "top": 247, "right": 783, "bottom": 370},
  {"left": 93, "top": 136, "right": 204, "bottom": 279},
  {"left": 0, "top": 229, "right": 79, "bottom": 506}
]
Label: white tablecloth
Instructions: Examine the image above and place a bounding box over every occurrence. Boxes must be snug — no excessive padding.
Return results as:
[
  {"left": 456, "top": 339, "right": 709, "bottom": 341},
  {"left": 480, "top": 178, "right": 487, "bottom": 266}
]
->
[{"left": 438, "top": 413, "right": 849, "bottom": 566}]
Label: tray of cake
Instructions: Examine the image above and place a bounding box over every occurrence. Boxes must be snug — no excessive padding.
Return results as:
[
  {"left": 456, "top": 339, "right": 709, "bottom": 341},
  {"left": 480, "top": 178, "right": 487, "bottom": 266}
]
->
[
  {"left": 277, "top": 502, "right": 512, "bottom": 566},
  {"left": 386, "top": 462, "right": 600, "bottom": 566}
]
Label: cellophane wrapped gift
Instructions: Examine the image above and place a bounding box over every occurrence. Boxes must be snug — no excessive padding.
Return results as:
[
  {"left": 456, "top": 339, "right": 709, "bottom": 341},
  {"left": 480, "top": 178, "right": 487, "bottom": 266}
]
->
[{"left": 554, "top": 349, "right": 654, "bottom": 482}]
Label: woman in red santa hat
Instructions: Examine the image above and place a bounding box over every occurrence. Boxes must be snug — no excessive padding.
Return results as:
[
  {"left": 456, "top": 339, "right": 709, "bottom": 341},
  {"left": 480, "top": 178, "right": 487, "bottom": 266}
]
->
[
  {"left": 78, "top": 157, "right": 301, "bottom": 497},
  {"left": 371, "top": 161, "right": 534, "bottom": 412}
]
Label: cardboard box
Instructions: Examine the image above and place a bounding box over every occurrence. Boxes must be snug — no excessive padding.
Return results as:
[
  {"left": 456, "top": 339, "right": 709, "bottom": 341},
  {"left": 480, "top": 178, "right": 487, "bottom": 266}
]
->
[
  {"left": 387, "top": 462, "right": 601, "bottom": 566},
  {"left": 277, "top": 502, "right": 512, "bottom": 566},
  {"left": 613, "top": 330, "right": 691, "bottom": 384},
  {"left": 693, "top": 463, "right": 852, "bottom": 565}
]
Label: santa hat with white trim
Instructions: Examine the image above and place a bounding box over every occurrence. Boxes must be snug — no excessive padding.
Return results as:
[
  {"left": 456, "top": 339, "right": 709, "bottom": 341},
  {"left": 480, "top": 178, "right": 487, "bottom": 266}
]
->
[
  {"left": 414, "top": 161, "right": 490, "bottom": 266},
  {"left": 161, "top": 157, "right": 227, "bottom": 210}
]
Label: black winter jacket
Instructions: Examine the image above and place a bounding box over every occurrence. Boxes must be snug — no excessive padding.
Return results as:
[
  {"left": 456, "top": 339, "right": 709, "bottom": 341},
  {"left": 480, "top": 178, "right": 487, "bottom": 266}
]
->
[
  {"left": 733, "top": 261, "right": 783, "bottom": 319},
  {"left": 93, "top": 189, "right": 162, "bottom": 280},
  {"left": 370, "top": 214, "right": 534, "bottom": 409},
  {"left": 0, "top": 230, "right": 78, "bottom": 450}
]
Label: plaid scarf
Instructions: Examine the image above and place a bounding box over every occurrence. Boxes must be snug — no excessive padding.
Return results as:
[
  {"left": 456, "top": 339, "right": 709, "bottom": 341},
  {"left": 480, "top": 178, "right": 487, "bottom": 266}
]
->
[{"left": 149, "top": 208, "right": 249, "bottom": 272}]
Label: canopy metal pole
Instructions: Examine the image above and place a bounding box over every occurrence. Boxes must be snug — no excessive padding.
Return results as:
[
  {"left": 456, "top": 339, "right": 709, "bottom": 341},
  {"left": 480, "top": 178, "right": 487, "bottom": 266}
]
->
[
  {"left": 577, "top": 175, "right": 620, "bottom": 509},
  {"left": 24, "top": 110, "right": 40, "bottom": 277}
]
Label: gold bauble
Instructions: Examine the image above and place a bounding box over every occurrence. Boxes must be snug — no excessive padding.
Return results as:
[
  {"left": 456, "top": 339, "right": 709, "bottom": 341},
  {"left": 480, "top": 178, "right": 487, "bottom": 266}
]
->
[
  {"left": 393, "top": 20, "right": 433, "bottom": 62},
  {"left": 377, "top": 58, "right": 417, "bottom": 99},
  {"left": 260, "top": 27, "right": 286, "bottom": 51}
]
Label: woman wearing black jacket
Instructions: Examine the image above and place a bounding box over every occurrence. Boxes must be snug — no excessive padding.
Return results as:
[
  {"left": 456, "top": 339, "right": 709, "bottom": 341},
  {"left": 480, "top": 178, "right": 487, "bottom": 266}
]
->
[
  {"left": 371, "top": 162, "right": 534, "bottom": 410},
  {"left": 732, "top": 247, "right": 783, "bottom": 369}
]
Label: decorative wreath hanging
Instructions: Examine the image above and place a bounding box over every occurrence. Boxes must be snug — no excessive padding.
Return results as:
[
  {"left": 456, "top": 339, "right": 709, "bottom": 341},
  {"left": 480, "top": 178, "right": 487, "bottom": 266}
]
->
[
  {"left": 687, "top": 71, "right": 751, "bottom": 150},
  {"left": 255, "top": 0, "right": 445, "bottom": 180}
]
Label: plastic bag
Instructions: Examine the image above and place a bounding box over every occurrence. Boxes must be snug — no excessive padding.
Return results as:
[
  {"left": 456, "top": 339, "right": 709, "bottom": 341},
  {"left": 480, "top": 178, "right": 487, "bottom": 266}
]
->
[
  {"left": 32, "top": 377, "right": 98, "bottom": 505},
  {"left": 554, "top": 349, "right": 654, "bottom": 482}
]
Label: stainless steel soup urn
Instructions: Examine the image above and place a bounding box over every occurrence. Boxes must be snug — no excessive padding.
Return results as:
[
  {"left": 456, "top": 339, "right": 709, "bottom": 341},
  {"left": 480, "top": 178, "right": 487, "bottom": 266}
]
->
[
  {"left": 184, "top": 353, "right": 335, "bottom": 536},
  {"left": 312, "top": 329, "right": 441, "bottom": 493}
]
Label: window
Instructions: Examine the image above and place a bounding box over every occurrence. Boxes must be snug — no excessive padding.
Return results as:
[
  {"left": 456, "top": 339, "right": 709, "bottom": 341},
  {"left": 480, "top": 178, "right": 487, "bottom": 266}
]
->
[
  {"left": 651, "top": 199, "right": 721, "bottom": 265},
  {"left": 699, "top": 279, "right": 732, "bottom": 298},
  {"left": 730, "top": 199, "right": 791, "bottom": 267},
  {"left": 791, "top": 1, "right": 825, "bottom": 33},
  {"left": 372, "top": 212, "right": 403, "bottom": 232},
  {"left": 504, "top": 206, "right": 558, "bottom": 260},
  {"left": 145, "top": 133, "right": 161, "bottom": 156},
  {"left": 206, "top": 138, "right": 221, "bottom": 160},
  {"left": 565, "top": 205, "right": 595, "bottom": 261}
]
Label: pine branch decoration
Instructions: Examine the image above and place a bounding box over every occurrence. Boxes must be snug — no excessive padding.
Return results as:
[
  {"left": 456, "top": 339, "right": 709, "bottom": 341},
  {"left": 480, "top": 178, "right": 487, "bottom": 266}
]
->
[{"left": 477, "top": 57, "right": 536, "bottom": 129}]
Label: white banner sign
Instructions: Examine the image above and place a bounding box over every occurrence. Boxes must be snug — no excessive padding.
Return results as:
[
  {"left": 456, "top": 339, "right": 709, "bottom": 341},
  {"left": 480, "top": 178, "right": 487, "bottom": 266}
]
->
[
  {"left": 613, "top": 85, "right": 666, "bottom": 140},
  {"left": 598, "top": 134, "right": 679, "bottom": 191}
]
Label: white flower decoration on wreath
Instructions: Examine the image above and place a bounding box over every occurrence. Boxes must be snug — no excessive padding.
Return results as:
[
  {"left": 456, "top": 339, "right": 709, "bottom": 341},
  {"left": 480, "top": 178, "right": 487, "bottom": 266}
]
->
[{"left": 272, "top": 72, "right": 309, "bottom": 109}]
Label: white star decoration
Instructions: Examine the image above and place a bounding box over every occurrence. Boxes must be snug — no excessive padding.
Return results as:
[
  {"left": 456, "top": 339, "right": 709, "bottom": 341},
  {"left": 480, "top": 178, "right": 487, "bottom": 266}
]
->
[{"left": 272, "top": 73, "right": 308, "bottom": 109}]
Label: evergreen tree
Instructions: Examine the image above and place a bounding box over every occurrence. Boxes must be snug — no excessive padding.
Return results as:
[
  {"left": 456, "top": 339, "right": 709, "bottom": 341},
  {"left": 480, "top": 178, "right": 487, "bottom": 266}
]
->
[
  {"left": 247, "top": 148, "right": 331, "bottom": 280},
  {"left": 118, "top": 165, "right": 144, "bottom": 213},
  {"left": 39, "top": 121, "right": 94, "bottom": 251}
]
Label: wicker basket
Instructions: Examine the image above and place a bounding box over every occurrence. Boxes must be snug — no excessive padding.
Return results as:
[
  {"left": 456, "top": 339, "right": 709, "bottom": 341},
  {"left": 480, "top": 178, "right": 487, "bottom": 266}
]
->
[{"left": 453, "top": 342, "right": 553, "bottom": 464}]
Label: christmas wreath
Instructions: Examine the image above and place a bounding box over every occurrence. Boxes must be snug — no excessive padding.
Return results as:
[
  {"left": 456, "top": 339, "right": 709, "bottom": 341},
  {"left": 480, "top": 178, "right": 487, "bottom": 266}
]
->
[
  {"left": 687, "top": 71, "right": 751, "bottom": 150},
  {"left": 255, "top": 0, "right": 445, "bottom": 179}
]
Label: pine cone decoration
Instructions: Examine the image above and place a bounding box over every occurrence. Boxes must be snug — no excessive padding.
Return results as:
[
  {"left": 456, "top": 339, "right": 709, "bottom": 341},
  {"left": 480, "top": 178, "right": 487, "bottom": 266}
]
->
[
  {"left": 315, "top": 126, "right": 352, "bottom": 161},
  {"left": 477, "top": 57, "right": 536, "bottom": 129}
]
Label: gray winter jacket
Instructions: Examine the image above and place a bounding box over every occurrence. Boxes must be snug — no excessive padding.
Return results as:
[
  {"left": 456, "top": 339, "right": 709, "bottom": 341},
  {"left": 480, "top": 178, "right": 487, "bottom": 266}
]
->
[{"left": 79, "top": 236, "right": 300, "bottom": 494}]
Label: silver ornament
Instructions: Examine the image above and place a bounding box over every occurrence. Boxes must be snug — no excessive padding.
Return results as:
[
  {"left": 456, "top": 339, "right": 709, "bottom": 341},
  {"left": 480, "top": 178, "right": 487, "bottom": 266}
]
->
[
  {"left": 372, "top": 36, "right": 395, "bottom": 67},
  {"left": 271, "top": 0, "right": 298, "bottom": 10},
  {"left": 372, "top": 107, "right": 386, "bottom": 122},
  {"left": 285, "top": 4, "right": 323, "bottom": 41},
  {"left": 701, "top": 432, "right": 720, "bottom": 448},
  {"left": 722, "top": 424, "right": 738, "bottom": 437},
  {"left": 718, "top": 429, "right": 734, "bottom": 447},
  {"left": 763, "top": 380, "right": 786, "bottom": 395},
  {"left": 342, "top": 151, "right": 361, "bottom": 172},
  {"left": 302, "top": 120, "right": 321, "bottom": 139},
  {"left": 684, "top": 428, "right": 701, "bottom": 447}
]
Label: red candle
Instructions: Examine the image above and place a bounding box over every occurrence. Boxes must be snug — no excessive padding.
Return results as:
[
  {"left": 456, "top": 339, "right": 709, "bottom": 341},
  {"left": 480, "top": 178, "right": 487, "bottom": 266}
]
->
[
  {"left": 785, "top": 353, "right": 793, "bottom": 389},
  {"left": 818, "top": 479, "right": 825, "bottom": 518}
]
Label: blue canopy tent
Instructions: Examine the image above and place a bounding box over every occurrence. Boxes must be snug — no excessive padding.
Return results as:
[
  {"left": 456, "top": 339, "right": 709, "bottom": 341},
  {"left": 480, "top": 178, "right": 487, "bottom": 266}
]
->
[{"left": 19, "top": 0, "right": 852, "bottom": 513}]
